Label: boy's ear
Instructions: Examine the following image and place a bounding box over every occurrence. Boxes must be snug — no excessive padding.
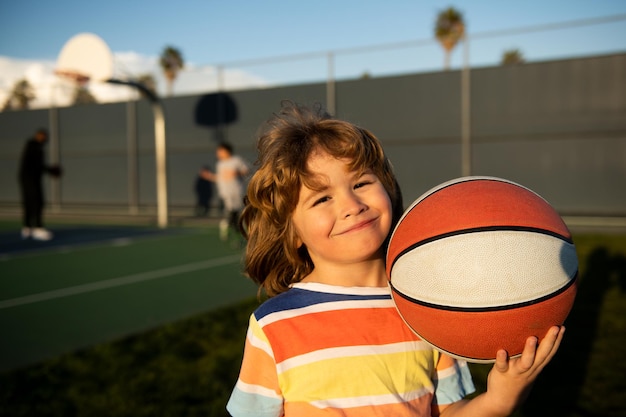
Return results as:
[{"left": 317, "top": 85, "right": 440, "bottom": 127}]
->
[{"left": 289, "top": 220, "right": 303, "bottom": 248}]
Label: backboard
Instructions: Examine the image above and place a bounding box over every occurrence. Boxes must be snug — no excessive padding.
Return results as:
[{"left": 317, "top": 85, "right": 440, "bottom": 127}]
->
[{"left": 55, "top": 33, "right": 114, "bottom": 84}]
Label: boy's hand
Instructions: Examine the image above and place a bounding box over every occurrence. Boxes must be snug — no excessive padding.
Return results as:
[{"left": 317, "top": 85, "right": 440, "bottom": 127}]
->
[
  {"left": 437, "top": 326, "right": 565, "bottom": 417},
  {"left": 487, "top": 326, "right": 565, "bottom": 415}
]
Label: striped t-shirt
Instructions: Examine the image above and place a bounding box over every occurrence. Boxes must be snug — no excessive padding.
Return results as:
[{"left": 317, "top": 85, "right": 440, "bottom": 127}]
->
[{"left": 227, "top": 282, "right": 475, "bottom": 417}]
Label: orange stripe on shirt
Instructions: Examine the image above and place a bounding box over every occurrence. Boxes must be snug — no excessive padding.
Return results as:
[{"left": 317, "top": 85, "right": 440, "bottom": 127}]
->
[
  {"left": 263, "top": 306, "right": 421, "bottom": 363},
  {"left": 238, "top": 337, "right": 281, "bottom": 395}
]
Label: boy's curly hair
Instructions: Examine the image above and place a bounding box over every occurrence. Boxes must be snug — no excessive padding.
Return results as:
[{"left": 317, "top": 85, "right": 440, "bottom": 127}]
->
[{"left": 240, "top": 101, "right": 403, "bottom": 297}]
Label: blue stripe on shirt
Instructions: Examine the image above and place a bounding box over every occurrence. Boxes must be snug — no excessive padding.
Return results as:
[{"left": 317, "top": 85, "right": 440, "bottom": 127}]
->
[{"left": 255, "top": 287, "right": 391, "bottom": 320}]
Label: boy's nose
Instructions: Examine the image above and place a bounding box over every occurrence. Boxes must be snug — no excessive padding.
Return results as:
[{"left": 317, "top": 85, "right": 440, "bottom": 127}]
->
[{"left": 342, "top": 193, "right": 367, "bottom": 218}]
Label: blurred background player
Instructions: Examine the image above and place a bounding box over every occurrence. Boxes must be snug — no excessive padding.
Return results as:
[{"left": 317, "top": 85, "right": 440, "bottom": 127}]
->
[
  {"left": 205, "top": 142, "right": 249, "bottom": 241},
  {"left": 18, "top": 128, "right": 62, "bottom": 241}
]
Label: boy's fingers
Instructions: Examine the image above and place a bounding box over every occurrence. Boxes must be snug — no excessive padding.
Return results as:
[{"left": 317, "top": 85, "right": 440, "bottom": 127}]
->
[
  {"left": 494, "top": 349, "right": 509, "bottom": 373},
  {"left": 494, "top": 326, "right": 564, "bottom": 376},
  {"left": 537, "top": 326, "right": 565, "bottom": 364},
  {"left": 526, "top": 326, "right": 565, "bottom": 377},
  {"left": 518, "top": 336, "right": 538, "bottom": 371}
]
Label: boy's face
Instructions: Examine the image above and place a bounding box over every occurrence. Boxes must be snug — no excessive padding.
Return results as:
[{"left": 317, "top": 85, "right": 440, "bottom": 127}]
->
[{"left": 291, "top": 151, "right": 393, "bottom": 270}]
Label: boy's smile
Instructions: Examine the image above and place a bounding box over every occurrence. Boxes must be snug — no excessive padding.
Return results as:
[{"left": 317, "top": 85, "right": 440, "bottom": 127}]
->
[
  {"left": 291, "top": 151, "right": 393, "bottom": 281},
  {"left": 333, "top": 217, "right": 378, "bottom": 236}
]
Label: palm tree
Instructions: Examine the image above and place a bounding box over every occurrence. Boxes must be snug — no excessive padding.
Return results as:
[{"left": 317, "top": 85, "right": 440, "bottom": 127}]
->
[
  {"left": 2, "top": 79, "right": 35, "bottom": 111},
  {"left": 501, "top": 49, "right": 525, "bottom": 65},
  {"left": 159, "top": 46, "right": 184, "bottom": 96},
  {"left": 434, "top": 7, "right": 465, "bottom": 70}
]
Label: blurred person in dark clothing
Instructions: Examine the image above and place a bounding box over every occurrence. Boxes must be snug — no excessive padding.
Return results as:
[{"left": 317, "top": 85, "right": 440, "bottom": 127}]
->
[
  {"left": 195, "top": 165, "right": 214, "bottom": 216},
  {"left": 18, "top": 128, "right": 61, "bottom": 241}
]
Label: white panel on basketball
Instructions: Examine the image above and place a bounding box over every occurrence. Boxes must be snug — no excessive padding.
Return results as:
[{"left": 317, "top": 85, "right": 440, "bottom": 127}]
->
[{"left": 390, "top": 230, "right": 577, "bottom": 308}]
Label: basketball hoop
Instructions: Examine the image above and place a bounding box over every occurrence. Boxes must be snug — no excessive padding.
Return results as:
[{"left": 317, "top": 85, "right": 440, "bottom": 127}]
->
[
  {"left": 55, "top": 33, "right": 169, "bottom": 228},
  {"left": 54, "top": 69, "right": 91, "bottom": 87}
]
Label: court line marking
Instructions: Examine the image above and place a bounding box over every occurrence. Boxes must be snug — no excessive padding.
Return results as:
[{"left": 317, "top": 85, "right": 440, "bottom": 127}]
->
[
  {"left": 0, "top": 254, "right": 243, "bottom": 310},
  {"left": 0, "top": 228, "right": 197, "bottom": 261}
]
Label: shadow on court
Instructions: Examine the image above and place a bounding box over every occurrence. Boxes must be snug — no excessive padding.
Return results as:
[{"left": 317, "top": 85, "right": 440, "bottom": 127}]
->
[{"left": 0, "top": 225, "right": 177, "bottom": 258}]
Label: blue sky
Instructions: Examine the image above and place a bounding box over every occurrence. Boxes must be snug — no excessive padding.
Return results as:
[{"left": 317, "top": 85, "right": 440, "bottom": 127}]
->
[
  {"left": 1, "top": 0, "right": 625, "bottom": 105},
  {"left": 2, "top": 0, "right": 625, "bottom": 63}
]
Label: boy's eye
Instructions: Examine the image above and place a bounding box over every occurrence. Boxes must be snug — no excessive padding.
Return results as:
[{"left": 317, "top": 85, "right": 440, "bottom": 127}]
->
[
  {"left": 313, "top": 196, "right": 331, "bottom": 206},
  {"left": 354, "top": 172, "right": 377, "bottom": 188}
]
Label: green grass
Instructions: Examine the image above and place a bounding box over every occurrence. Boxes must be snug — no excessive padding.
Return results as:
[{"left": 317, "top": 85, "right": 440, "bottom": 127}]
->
[
  {"left": 1, "top": 232, "right": 625, "bottom": 417},
  {"left": 0, "top": 297, "right": 260, "bottom": 417}
]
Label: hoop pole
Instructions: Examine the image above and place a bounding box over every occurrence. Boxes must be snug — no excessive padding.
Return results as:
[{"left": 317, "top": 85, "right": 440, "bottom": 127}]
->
[
  {"left": 108, "top": 79, "right": 168, "bottom": 227},
  {"left": 153, "top": 102, "right": 168, "bottom": 228}
]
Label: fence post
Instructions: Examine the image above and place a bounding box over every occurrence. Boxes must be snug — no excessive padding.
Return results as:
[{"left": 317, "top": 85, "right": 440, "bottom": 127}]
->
[
  {"left": 48, "top": 107, "right": 61, "bottom": 212},
  {"left": 461, "top": 35, "right": 471, "bottom": 177},
  {"left": 126, "top": 100, "right": 139, "bottom": 214},
  {"left": 326, "top": 52, "right": 336, "bottom": 115}
]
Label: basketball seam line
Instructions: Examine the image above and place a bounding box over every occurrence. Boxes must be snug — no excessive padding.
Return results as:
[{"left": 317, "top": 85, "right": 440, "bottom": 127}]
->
[
  {"left": 388, "top": 225, "right": 574, "bottom": 272},
  {"left": 388, "top": 274, "right": 577, "bottom": 312},
  {"left": 390, "top": 177, "right": 532, "bottom": 238}
]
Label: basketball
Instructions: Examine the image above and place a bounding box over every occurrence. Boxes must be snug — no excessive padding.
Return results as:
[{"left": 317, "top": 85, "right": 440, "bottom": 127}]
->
[{"left": 386, "top": 176, "right": 578, "bottom": 363}]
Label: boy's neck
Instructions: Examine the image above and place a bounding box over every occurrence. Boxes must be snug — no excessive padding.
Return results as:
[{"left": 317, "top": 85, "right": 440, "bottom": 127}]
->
[{"left": 301, "top": 259, "right": 388, "bottom": 288}]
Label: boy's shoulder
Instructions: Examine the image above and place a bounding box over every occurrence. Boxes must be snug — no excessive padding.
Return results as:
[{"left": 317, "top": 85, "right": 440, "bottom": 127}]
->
[
  {"left": 253, "top": 285, "right": 319, "bottom": 320},
  {"left": 254, "top": 283, "right": 391, "bottom": 321}
]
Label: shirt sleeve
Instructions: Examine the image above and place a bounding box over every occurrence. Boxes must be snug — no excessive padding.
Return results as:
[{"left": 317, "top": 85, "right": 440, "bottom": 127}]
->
[
  {"left": 431, "top": 352, "right": 476, "bottom": 406},
  {"left": 226, "top": 315, "right": 284, "bottom": 417}
]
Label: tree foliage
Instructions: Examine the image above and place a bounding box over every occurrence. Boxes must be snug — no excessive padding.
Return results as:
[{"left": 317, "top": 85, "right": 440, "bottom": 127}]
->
[
  {"left": 2, "top": 79, "right": 35, "bottom": 111},
  {"left": 434, "top": 7, "right": 465, "bottom": 70},
  {"left": 159, "top": 46, "right": 184, "bottom": 96},
  {"left": 501, "top": 49, "right": 525, "bottom": 65}
]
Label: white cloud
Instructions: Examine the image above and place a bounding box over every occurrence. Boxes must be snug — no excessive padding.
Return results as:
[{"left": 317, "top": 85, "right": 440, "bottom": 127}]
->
[{"left": 0, "top": 52, "right": 271, "bottom": 110}]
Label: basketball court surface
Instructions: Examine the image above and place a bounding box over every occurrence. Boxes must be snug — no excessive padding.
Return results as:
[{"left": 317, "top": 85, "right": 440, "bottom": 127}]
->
[{"left": 0, "top": 222, "right": 257, "bottom": 372}]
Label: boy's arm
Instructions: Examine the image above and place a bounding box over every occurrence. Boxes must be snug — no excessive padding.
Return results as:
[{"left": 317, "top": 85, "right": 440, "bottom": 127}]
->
[{"left": 438, "top": 326, "right": 564, "bottom": 417}]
